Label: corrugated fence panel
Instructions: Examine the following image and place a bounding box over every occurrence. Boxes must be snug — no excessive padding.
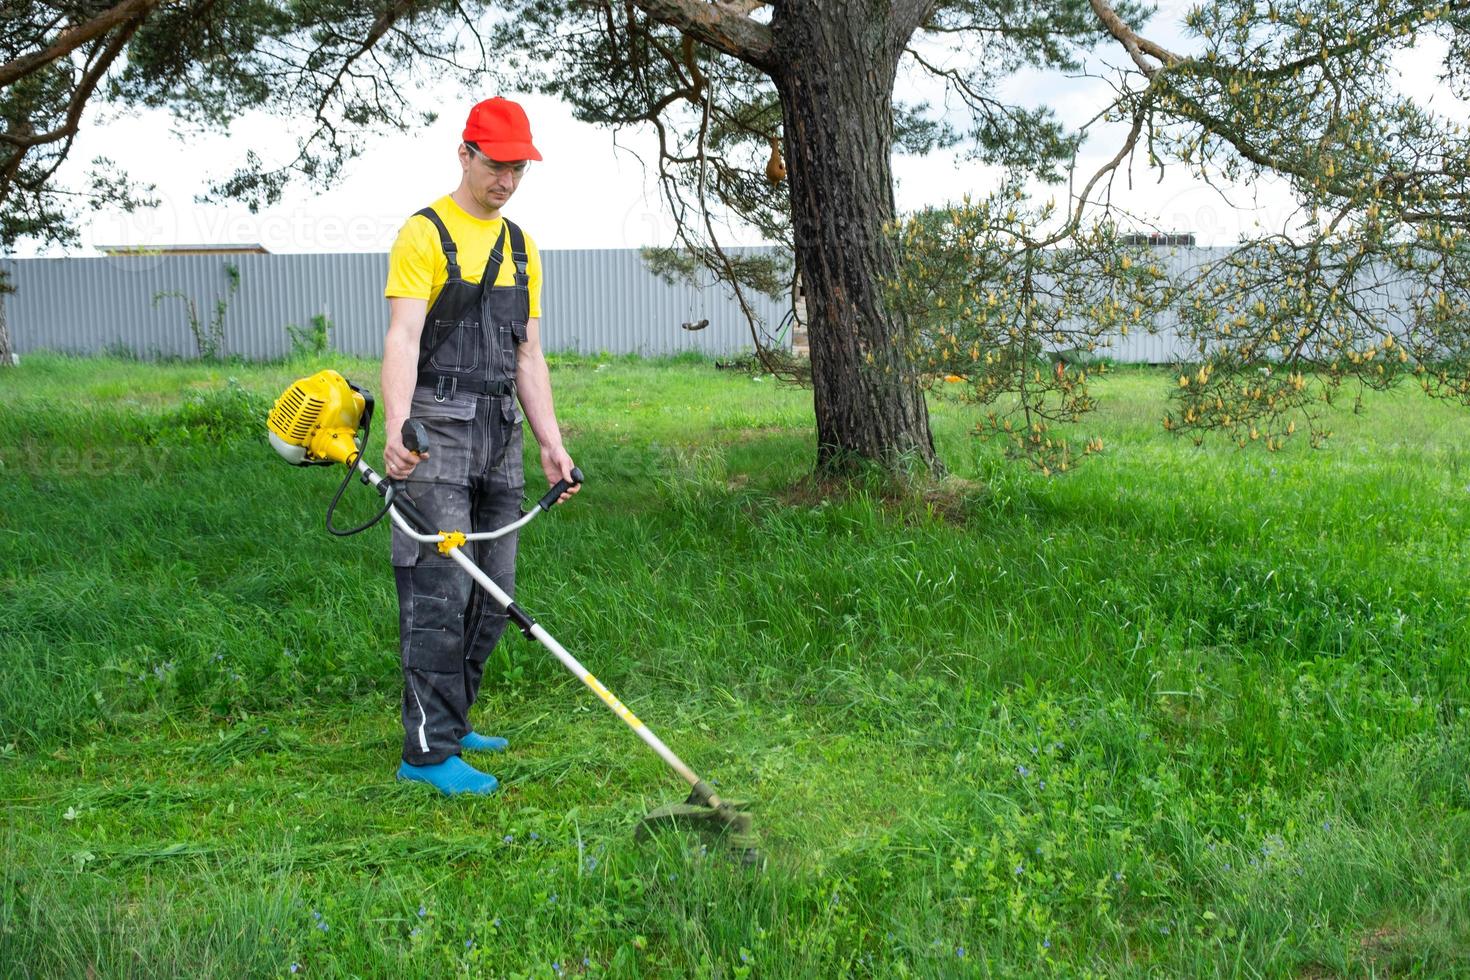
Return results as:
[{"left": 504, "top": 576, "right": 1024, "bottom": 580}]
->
[
  {"left": 8, "top": 244, "right": 1421, "bottom": 364},
  {"left": 1, "top": 249, "right": 789, "bottom": 360},
  {"left": 540, "top": 248, "right": 788, "bottom": 356}
]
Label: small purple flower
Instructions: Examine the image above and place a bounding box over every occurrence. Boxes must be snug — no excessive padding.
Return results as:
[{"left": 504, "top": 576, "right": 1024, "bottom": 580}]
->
[
  {"left": 552, "top": 962, "right": 563, "bottom": 976},
  {"left": 740, "top": 951, "right": 749, "bottom": 963},
  {"left": 1038, "top": 780, "right": 1046, "bottom": 790},
  {"left": 530, "top": 832, "right": 539, "bottom": 840},
  {"left": 1016, "top": 764, "right": 1029, "bottom": 777},
  {"left": 1014, "top": 864, "right": 1024, "bottom": 876},
  {"left": 289, "top": 965, "right": 301, "bottom": 975},
  {"left": 1161, "top": 926, "right": 1170, "bottom": 935},
  {"left": 548, "top": 894, "right": 557, "bottom": 904},
  {"left": 311, "top": 910, "right": 320, "bottom": 921},
  {"left": 1043, "top": 938, "right": 1051, "bottom": 949},
  {"left": 956, "top": 946, "right": 966, "bottom": 958},
  {"left": 583, "top": 957, "right": 591, "bottom": 968},
  {"left": 502, "top": 834, "right": 514, "bottom": 844},
  {"left": 1323, "top": 820, "right": 1332, "bottom": 831},
  {"left": 410, "top": 927, "right": 420, "bottom": 938},
  {"left": 317, "top": 922, "right": 328, "bottom": 933},
  {"left": 584, "top": 856, "right": 598, "bottom": 872},
  {"left": 417, "top": 905, "right": 426, "bottom": 918},
  {"left": 1114, "top": 871, "right": 1124, "bottom": 882},
  {"left": 492, "top": 917, "right": 501, "bottom": 928},
  {"left": 466, "top": 938, "right": 474, "bottom": 950}
]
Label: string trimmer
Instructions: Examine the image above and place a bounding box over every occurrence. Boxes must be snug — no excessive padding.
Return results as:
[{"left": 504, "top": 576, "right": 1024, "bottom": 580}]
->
[{"left": 265, "top": 369, "right": 760, "bottom": 864}]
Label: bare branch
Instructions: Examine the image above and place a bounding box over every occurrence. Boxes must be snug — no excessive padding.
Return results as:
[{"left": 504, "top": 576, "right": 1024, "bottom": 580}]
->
[
  {"left": 311, "top": 0, "right": 422, "bottom": 125},
  {"left": 1049, "top": 109, "right": 1145, "bottom": 245},
  {"left": 625, "top": 0, "right": 775, "bottom": 71},
  {"left": 1087, "top": 0, "right": 1180, "bottom": 76}
]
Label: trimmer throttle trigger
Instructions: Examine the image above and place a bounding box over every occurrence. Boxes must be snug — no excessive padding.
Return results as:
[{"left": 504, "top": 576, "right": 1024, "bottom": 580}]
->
[{"left": 402, "top": 419, "right": 430, "bottom": 456}]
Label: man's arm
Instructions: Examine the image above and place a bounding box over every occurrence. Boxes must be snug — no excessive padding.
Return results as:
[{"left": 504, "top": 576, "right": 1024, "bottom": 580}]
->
[
  {"left": 517, "top": 316, "right": 578, "bottom": 501},
  {"left": 382, "top": 296, "right": 428, "bottom": 479}
]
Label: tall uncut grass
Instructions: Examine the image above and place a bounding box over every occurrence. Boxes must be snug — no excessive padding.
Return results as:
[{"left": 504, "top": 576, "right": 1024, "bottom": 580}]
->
[{"left": 1, "top": 353, "right": 1467, "bottom": 977}]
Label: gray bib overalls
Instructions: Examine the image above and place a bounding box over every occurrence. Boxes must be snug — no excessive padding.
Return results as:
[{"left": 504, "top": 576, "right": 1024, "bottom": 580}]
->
[{"left": 391, "top": 209, "right": 530, "bottom": 765}]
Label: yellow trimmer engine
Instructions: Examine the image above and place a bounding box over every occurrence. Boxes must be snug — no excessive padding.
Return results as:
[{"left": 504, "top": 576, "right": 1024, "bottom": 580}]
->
[{"left": 266, "top": 369, "right": 369, "bottom": 466}]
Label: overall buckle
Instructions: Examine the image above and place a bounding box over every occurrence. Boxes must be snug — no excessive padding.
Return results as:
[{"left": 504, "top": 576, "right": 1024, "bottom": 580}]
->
[{"left": 434, "top": 376, "right": 456, "bottom": 402}]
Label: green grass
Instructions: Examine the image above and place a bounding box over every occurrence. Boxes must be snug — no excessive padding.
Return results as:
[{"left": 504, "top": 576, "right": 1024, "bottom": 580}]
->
[{"left": 1, "top": 352, "right": 1468, "bottom": 977}]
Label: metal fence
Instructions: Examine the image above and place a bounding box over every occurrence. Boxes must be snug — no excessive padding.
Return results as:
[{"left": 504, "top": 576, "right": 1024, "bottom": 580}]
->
[
  {"left": 0, "top": 244, "right": 1427, "bottom": 365},
  {"left": 0, "top": 248, "right": 791, "bottom": 360}
]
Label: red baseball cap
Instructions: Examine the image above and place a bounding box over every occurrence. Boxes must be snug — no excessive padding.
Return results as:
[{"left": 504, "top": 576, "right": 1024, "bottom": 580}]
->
[{"left": 462, "top": 97, "right": 542, "bottom": 161}]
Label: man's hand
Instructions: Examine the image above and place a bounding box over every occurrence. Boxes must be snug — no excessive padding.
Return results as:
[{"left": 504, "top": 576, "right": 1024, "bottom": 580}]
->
[
  {"left": 540, "top": 444, "right": 579, "bottom": 504},
  {"left": 384, "top": 419, "right": 425, "bottom": 481}
]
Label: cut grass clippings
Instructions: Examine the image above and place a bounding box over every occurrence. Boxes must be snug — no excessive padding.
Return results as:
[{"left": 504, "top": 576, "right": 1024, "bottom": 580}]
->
[{"left": 1, "top": 352, "right": 1468, "bottom": 977}]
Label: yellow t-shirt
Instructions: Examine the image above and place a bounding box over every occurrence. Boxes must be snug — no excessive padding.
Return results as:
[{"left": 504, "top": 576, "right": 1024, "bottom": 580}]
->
[{"left": 384, "top": 194, "right": 542, "bottom": 317}]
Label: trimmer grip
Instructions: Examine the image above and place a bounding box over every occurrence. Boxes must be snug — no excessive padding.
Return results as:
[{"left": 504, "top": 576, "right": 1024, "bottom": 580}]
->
[
  {"left": 538, "top": 466, "right": 585, "bottom": 511},
  {"left": 388, "top": 488, "right": 433, "bottom": 535},
  {"left": 402, "top": 418, "right": 430, "bottom": 456}
]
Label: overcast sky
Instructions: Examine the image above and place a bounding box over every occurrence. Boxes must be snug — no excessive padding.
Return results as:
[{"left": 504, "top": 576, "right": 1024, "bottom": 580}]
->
[{"left": 22, "top": 3, "right": 1465, "bottom": 257}]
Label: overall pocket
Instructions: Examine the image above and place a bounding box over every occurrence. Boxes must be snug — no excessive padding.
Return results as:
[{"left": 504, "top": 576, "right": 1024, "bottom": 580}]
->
[
  {"left": 496, "top": 319, "right": 527, "bottom": 380},
  {"left": 390, "top": 393, "right": 477, "bottom": 567},
  {"left": 404, "top": 390, "right": 476, "bottom": 484},
  {"left": 426, "top": 316, "right": 481, "bottom": 374}
]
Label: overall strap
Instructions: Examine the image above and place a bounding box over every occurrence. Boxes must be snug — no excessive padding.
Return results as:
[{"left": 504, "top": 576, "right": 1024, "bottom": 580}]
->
[
  {"left": 478, "top": 220, "right": 511, "bottom": 286},
  {"left": 504, "top": 218, "right": 529, "bottom": 288},
  {"left": 415, "top": 218, "right": 508, "bottom": 375},
  {"left": 413, "top": 207, "right": 461, "bottom": 280}
]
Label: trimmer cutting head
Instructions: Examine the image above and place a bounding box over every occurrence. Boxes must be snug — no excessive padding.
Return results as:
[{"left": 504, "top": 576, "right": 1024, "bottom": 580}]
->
[{"left": 635, "top": 782, "right": 763, "bottom": 867}]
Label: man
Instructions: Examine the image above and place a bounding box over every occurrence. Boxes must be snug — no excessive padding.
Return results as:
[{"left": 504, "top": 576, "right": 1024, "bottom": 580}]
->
[{"left": 381, "top": 97, "right": 577, "bottom": 796}]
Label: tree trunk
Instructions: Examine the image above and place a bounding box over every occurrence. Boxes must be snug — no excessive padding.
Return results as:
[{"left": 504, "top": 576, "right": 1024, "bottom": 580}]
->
[
  {"left": 0, "top": 283, "right": 13, "bottom": 368},
  {"left": 772, "top": 2, "right": 938, "bottom": 475}
]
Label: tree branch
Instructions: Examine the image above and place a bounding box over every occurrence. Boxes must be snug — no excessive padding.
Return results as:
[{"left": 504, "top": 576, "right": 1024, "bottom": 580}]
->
[
  {"left": 889, "top": 0, "right": 937, "bottom": 50},
  {"left": 311, "top": 0, "right": 422, "bottom": 126},
  {"left": 625, "top": 0, "right": 775, "bottom": 71},
  {"left": 0, "top": 0, "right": 165, "bottom": 89},
  {"left": 1087, "top": 0, "right": 1179, "bottom": 76}
]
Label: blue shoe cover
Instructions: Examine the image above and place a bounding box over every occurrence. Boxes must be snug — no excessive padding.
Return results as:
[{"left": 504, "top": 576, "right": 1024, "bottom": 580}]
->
[
  {"left": 396, "top": 756, "right": 499, "bottom": 796},
  {"left": 461, "top": 731, "right": 509, "bottom": 753}
]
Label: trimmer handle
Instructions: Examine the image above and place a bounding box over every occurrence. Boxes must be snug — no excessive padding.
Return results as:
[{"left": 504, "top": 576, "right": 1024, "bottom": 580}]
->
[
  {"left": 402, "top": 418, "right": 430, "bottom": 456},
  {"left": 538, "top": 466, "right": 584, "bottom": 511}
]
